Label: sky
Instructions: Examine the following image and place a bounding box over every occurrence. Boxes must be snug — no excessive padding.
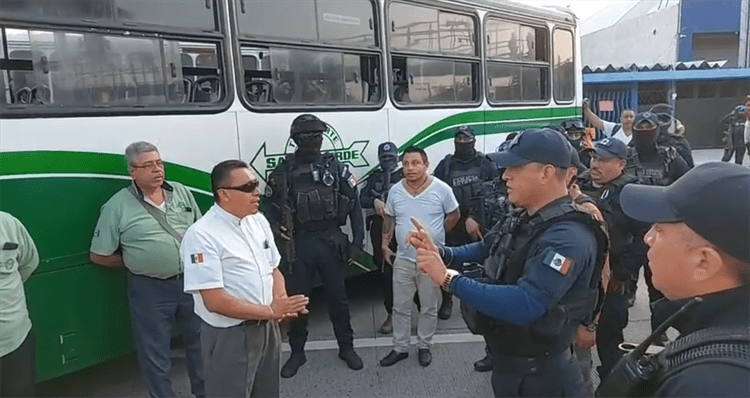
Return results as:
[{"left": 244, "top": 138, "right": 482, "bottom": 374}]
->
[{"left": 514, "top": 0, "right": 632, "bottom": 22}]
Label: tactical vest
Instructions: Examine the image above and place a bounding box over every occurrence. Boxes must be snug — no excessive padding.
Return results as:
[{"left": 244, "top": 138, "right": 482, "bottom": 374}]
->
[
  {"left": 285, "top": 153, "right": 346, "bottom": 230},
  {"left": 371, "top": 168, "right": 402, "bottom": 201},
  {"left": 586, "top": 173, "right": 637, "bottom": 262},
  {"left": 477, "top": 178, "right": 509, "bottom": 230},
  {"left": 439, "top": 154, "right": 490, "bottom": 216},
  {"left": 479, "top": 199, "right": 609, "bottom": 356},
  {"left": 625, "top": 146, "right": 678, "bottom": 186}
]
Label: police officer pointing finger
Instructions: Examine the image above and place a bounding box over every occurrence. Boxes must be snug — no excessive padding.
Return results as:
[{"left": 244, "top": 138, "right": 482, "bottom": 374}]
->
[{"left": 411, "top": 128, "right": 608, "bottom": 397}]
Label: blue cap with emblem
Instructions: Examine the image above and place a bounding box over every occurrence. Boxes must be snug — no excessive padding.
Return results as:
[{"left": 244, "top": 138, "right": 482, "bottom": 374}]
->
[
  {"left": 378, "top": 141, "right": 397, "bottom": 158},
  {"left": 592, "top": 138, "right": 628, "bottom": 159},
  {"left": 620, "top": 162, "right": 750, "bottom": 264},
  {"left": 488, "top": 128, "right": 572, "bottom": 169}
]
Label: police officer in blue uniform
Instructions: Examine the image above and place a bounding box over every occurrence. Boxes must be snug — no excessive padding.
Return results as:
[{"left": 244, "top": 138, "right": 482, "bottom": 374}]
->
[
  {"left": 265, "top": 114, "right": 365, "bottom": 378},
  {"left": 411, "top": 128, "right": 608, "bottom": 397},
  {"left": 602, "top": 162, "right": 750, "bottom": 397},
  {"left": 433, "top": 125, "right": 498, "bottom": 319},
  {"left": 577, "top": 138, "right": 650, "bottom": 381},
  {"left": 359, "top": 142, "right": 403, "bottom": 334},
  {"left": 626, "top": 112, "right": 689, "bottom": 335}
]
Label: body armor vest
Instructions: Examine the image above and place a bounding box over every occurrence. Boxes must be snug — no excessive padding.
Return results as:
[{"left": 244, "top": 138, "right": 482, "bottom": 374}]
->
[
  {"left": 440, "top": 154, "right": 489, "bottom": 216},
  {"left": 286, "top": 153, "right": 343, "bottom": 229},
  {"left": 476, "top": 199, "right": 609, "bottom": 356},
  {"left": 582, "top": 173, "right": 637, "bottom": 263},
  {"left": 626, "top": 146, "right": 678, "bottom": 186}
]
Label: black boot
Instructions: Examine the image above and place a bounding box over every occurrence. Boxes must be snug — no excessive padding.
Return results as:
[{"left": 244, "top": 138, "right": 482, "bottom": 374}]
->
[
  {"left": 280, "top": 352, "right": 306, "bottom": 378},
  {"left": 474, "top": 354, "right": 493, "bottom": 372},
  {"left": 338, "top": 348, "right": 364, "bottom": 370},
  {"left": 438, "top": 292, "right": 453, "bottom": 320}
]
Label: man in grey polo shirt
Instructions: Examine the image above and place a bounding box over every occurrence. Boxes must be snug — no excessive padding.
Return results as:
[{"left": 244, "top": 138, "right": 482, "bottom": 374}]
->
[
  {"left": 90, "top": 142, "right": 205, "bottom": 398},
  {"left": 182, "top": 160, "right": 309, "bottom": 398}
]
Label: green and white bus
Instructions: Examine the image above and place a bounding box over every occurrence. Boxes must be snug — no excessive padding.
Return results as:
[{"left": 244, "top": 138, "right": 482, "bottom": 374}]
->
[{"left": 0, "top": 0, "right": 581, "bottom": 381}]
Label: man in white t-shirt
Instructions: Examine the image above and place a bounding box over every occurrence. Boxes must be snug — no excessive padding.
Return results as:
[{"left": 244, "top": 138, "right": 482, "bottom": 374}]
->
[
  {"left": 583, "top": 98, "right": 635, "bottom": 144},
  {"left": 181, "top": 160, "right": 309, "bottom": 398},
  {"left": 379, "top": 146, "right": 460, "bottom": 368}
]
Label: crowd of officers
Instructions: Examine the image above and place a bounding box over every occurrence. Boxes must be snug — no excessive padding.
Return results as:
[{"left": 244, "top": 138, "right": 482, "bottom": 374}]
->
[{"left": 1, "top": 102, "right": 748, "bottom": 398}]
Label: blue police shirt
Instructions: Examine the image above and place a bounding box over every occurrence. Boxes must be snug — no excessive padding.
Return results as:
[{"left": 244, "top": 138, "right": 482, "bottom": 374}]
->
[{"left": 450, "top": 221, "right": 598, "bottom": 326}]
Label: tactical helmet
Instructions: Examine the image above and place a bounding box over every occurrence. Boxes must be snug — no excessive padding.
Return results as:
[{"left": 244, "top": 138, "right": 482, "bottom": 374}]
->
[
  {"left": 290, "top": 114, "right": 327, "bottom": 137},
  {"left": 649, "top": 104, "right": 674, "bottom": 128}
]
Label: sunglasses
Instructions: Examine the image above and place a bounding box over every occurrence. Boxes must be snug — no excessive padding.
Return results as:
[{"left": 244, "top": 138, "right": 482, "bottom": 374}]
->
[{"left": 219, "top": 180, "right": 259, "bottom": 193}]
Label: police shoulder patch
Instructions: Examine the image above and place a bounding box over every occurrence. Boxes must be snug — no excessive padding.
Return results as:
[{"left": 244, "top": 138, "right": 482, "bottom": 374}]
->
[
  {"left": 347, "top": 174, "right": 357, "bottom": 188},
  {"left": 264, "top": 183, "right": 274, "bottom": 197},
  {"left": 543, "top": 251, "right": 573, "bottom": 275},
  {"left": 190, "top": 253, "right": 204, "bottom": 264}
]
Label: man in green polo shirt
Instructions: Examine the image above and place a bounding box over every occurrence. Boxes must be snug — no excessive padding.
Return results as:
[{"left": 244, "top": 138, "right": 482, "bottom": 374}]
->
[
  {"left": 90, "top": 142, "right": 205, "bottom": 398},
  {"left": 0, "top": 211, "right": 39, "bottom": 397}
]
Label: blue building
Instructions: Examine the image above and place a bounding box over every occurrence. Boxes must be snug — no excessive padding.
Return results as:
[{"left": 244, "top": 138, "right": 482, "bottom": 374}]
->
[{"left": 582, "top": 0, "right": 750, "bottom": 149}]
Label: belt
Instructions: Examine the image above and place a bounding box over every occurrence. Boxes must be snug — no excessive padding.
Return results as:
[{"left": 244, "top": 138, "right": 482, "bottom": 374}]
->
[
  {"left": 163, "top": 273, "right": 183, "bottom": 281},
  {"left": 242, "top": 319, "right": 269, "bottom": 326},
  {"left": 492, "top": 346, "right": 573, "bottom": 375}
]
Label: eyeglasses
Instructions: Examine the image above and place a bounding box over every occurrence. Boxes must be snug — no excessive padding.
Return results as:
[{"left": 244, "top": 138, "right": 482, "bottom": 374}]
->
[
  {"left": 219, "top": 180, "right": 259, "bottom": 193},
  {"left": 131, "top": 160, "right": 164, "bottom": 170}
]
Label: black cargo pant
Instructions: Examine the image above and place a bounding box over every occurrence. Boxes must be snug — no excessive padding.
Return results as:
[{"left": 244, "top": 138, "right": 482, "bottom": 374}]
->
[{"left": 286, "top": 232, "right": 354, "bottom": 353}]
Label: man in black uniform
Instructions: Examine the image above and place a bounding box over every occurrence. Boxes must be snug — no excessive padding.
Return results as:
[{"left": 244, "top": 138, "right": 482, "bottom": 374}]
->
[
  {"left": 265, "top": 114, "right": 365, "bottom": 378},
  {"left": 411, "top": 128, "right": 608, "bottom": 397},
  {"left": 561, "top": 119, "right": 592, "bottom": 168},
  {"left": 433, "top": 125, "right": 498, "bottom": 319},
  {"left": 626, "top": 111, "right": 689, "bottom": 334},
  {"left": 720, "top": 105, "right": 747, "bottom": 165},
  {"left": 612, "top": 162, "right": 749, "bottom": 397},
  {"left": 650, "top": 104, "right": 694, "bottom": 169},
  {"left": 577, "top": 138, "right": 649, "bottom": 381},
  {"left": 360, "top": 142, "right": 403, "bottom": 334}
]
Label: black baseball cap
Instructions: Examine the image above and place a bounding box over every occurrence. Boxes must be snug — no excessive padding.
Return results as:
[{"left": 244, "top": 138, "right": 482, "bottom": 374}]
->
[
  {"left": 455, "top": 125, "right": 475, "bottom": 140},
  {"left": 620, "top": 162, "right": 750, "bottom": 264},
  {"left": 378, "top": 141, "right": 397, "bottom": 158},
  {"left": 489, "top": 128, "right": 572, "bottom": 169},
  {"left": 633, "top": 112, "right": 659, "bottom": 132},
  {"left": 592, "top": 138, "right": 628, "bottom": 159}
]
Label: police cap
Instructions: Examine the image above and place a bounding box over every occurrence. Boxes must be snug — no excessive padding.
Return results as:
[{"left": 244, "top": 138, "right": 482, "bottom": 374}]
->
[
  {"left": 455, "top": 125, "right": 475, "bottom": 140},
  {"left": 378, "top": 141, "right": 397, "bottom": 158},
  {"left": 290, "top": 114, "right": 327, "bottom": 136},
  {"left": 632, "top": 111, "right": 660, "bottom": 133},
  {"left": 592, "top": 138, "right": 628, "bottom": 159},
  {"left": 489, "top": 128, "right": 571, "bottom": 169},
  {"left": 620, "top": 162, "right": 750, "bottom": 264}
]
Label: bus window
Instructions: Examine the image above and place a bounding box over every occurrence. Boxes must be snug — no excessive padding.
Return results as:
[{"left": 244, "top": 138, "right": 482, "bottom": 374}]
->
[
  {"left": 0, "top": 27, "right": 223, "bottom": 109},
  {"left": 114, "top": 0, "right": 217, "bottom": 32},
  {"left": 485, "top": 17, "right": 550, "bottom": 105},
  {"left": 241, "top": 46, "right": 381, "bottom": 106},
  {"left": 235, "top": 0, "right": 376, "bottom": 47},
  {"left": 0, "top": 0, "right": 113, "bottom": 21},
  {"left": 553, "top": 29, "right": 575, "bottom": 103},
  {"left": 388, "top": 2, "right": 480, "bottom": 107},
  {"left": 0, "top": 0, "right": 218, "bottom": 33}
]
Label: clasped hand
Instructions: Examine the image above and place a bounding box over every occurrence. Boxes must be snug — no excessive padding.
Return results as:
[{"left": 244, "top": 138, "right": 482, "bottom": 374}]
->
[{"left": 407, "top": 218, "right": 448, "bottom": 286}]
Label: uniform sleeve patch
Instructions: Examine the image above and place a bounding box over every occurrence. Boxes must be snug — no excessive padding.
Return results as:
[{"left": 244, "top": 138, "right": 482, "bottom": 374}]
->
[
  {"left": 347, "top": 174, "right": 357, "bottom": 188},
  {"left": 190, "top": 253, "right": 204, "bottom": 264},
  {"left": 543, "top": 251, "right": 572, "bottom": 275}
]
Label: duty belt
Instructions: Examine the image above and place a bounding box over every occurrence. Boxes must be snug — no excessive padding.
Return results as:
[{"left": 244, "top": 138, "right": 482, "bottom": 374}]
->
[{"left": 492, "top": 346, "right": 573, "bottom": 375}]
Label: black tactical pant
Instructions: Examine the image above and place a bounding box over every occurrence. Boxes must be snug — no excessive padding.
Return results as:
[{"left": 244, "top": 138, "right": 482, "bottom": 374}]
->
[
  {"left": 286, "top": 232, "right": 354, "bottom": 353},
  {"left": 722, "top": 146, "right": 746, "bottom": 165},
  {"left": 596, "top": 279, "right": 632, "bottom": 381}
]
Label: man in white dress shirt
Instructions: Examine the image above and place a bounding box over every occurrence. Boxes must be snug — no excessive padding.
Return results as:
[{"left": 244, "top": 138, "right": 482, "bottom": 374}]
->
[{"left": 182, "top": 160, "right": 309, "bottom": 398}]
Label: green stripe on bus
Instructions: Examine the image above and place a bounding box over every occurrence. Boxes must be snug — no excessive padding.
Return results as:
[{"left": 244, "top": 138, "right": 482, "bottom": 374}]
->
[{"left": 0, "top": 151, "right": 211, "bottom": 191}]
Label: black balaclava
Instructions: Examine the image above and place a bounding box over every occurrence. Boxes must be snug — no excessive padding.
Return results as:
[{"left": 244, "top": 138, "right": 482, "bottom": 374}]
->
[
  {"left": 566, "top": 131, "right": 583, "bottom": 150},
  {"left": 294, "top": 133, "right": 323, "bottom": 163},
  {"left": 454, "top": 126, "right": 476, "bottom": 161},
  {"left": 379, "top": 154, "right": 398, "bottom": 173}
]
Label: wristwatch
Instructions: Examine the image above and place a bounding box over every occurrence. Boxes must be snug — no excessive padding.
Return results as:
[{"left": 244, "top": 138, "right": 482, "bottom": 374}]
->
[{"left": 442, "top": 269, "right": 459, "bottom": 292}]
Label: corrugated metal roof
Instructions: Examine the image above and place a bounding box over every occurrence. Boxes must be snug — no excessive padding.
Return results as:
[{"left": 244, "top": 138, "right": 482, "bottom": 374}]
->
[{"left": 583, "top": 60, "right": 728, "bottom": 74}]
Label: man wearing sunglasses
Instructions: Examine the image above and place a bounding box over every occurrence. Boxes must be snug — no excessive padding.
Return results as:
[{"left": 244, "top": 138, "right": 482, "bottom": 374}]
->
[
  {"left": 90, "top": 142, "right": 205, "bottom": 398},
  {"left": 181, "top": 160, "right": 309, "bottom": 398},
  {"left": 265, "top": 114, "right": 366, "bottom": 378}
]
